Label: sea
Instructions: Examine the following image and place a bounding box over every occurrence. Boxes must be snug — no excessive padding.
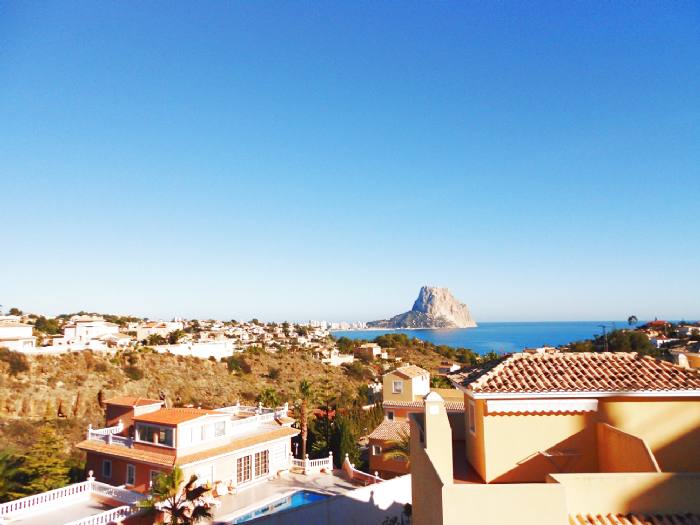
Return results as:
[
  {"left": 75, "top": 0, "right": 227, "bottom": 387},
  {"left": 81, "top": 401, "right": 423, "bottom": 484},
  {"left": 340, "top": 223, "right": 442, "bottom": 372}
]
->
[{"left": 332, "top": 321, "right": 628, "bottom": 355}]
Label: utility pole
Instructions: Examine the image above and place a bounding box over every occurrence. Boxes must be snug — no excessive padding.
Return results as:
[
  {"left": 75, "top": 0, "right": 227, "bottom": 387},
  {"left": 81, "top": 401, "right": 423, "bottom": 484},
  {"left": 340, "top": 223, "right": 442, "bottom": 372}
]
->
[{"left": 598, "top": 325, "right": 608, "bottom": 352}]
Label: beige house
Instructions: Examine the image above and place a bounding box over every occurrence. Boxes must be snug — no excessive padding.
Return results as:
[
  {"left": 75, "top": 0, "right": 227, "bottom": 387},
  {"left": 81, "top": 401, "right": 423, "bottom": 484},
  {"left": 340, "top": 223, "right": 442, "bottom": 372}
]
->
[
  {"left": 410, "top": 351, "right": 700, "bottom": 524},
  {"left": 382, "top": 364, "right": 431, "bottom": 402}
]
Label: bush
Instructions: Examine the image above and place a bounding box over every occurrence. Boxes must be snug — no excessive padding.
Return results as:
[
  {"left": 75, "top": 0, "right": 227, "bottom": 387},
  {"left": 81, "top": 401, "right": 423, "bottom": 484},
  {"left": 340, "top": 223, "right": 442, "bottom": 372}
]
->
[
  {"left": 225, "top": 355, "right": 251, "bottom": 374},
  {"left": 268, "top": 367, "right": 280, "bottom": 380},
  {"left": 0, "top": 348, "right": 29, "bottom": 376},
  {"left": 123, "top": 365, "right": 144, "bottom": 381}
]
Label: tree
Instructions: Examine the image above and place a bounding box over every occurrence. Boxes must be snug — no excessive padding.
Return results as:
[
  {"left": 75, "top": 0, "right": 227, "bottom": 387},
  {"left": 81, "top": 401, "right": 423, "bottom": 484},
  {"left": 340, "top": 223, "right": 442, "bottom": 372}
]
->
[
  {"left": 298, "top": 379, "right": 314, "bottom": 458},
  {"left": 382, "top": 428, "right": 411, "bottom": 467},
  {"left": 168, "top": 329, "right": 186, "bottom": 345},
  {"left": 8, "top": 307, "right": 22, "bottom": 316},
  {"left": 138, "top": 467, "right": 212, "bottom": 525},
  {"left": 16, "top": 425, "right": 70, "bottom": 495},
  {"left": 33, "top": 316, "right": 61, "bottom": 335},
  {"left": 147, "top": 334, "right": 167, "bottom": 346},
  {"left": 330, "top": 415, "right": 359, "bottom": 467},
  {"left": 256, "top": 388, "right": 280, "bottom": 408},
  {"left": 0, "top": 452, "right": 22, "bottom": 502},
  {"left": 628, "top": 315, "right": 639, "bottom": 326}
]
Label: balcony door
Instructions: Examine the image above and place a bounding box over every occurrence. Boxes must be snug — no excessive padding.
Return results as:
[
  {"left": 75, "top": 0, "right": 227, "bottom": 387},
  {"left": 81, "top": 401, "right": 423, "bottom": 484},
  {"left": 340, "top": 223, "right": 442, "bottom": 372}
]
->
[{"left": 237, "top": 455, "right": 252, "bottom": 484}]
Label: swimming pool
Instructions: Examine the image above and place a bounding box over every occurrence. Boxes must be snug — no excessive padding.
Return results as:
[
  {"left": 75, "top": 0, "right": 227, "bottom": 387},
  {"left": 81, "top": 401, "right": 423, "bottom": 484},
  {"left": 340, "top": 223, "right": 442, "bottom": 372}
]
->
[{"left": 230, "top": 490, "right": 330, "bottom": 523}]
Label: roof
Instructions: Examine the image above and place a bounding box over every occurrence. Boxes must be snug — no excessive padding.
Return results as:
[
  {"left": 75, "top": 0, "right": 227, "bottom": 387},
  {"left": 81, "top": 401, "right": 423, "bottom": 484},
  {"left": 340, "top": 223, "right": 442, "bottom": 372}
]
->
[
  {"left": 77, "top": 426, "right": 299, "bottom": 467},
  {"left": 76, "top": 440, "right": 175, "bottom": 467},
  {"left": 448, "top": 352, "right": 700, "bottom": 395},
  {"left": 176, "top": 426, "right": 299, "bottom": 465},
  {"left": 383, "top": 400, "right": 465, "bottom": 412},
  {"left": 368, "top": 419, "right": 409, "bottom": 441},
  {"left": 392, "top": 364, "right": 429, "bottom": 380},
  {"left": 569, "top": 513, "right": 700, "bottom": 524},
  {"left": 134, "top": 407, "right": 220, "bottom": 425},
  {"left": 104, "top": 396, "right": 163, "bottom": 407}
]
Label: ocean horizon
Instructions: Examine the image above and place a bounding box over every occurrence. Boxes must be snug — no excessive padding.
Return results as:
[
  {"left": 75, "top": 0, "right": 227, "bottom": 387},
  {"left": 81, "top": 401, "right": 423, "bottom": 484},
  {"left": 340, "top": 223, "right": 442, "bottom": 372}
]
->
[{"left": 332, "top": 320, "right": 639, "bottom": 355}]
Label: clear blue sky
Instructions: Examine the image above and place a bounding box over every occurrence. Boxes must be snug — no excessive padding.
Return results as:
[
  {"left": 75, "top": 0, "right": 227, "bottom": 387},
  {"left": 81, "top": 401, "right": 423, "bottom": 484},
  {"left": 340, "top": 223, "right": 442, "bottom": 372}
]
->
[{"left": 1, "top": 2, "right": 698, "bottom": 322}]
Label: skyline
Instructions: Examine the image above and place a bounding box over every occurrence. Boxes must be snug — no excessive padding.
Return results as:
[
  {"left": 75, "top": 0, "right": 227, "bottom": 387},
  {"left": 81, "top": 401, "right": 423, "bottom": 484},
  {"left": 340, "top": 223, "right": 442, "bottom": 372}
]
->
[{"left": 2, "top": 2, "right": 699, "bottom": 322}]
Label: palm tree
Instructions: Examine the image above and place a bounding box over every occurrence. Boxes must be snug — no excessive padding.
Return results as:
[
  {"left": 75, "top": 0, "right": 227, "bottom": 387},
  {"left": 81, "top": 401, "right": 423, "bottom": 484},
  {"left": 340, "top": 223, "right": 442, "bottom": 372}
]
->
[
  {"left": 298, "top": 379, "right": 314, "bottom": 458},
  {"left": 382, "top": 428, "right": 411, "bottom": 467},
  {"left": 257, "top": 388, "right": 280, "bottom": 408},
  {"left": 138, "top": 467, "right": 213, "bottom": 525},
  {"left": 0, "top": 452, "right": 21, "bottom": 502},
  {"left": 628, "top": 315, "right": 638, "bottom": 327}
]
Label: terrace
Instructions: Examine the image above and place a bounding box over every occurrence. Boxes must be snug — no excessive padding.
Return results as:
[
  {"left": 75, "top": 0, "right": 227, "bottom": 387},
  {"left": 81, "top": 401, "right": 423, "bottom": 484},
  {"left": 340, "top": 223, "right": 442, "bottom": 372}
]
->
[{"left": 0, "top": 475, "right": 144, "bottom": 525}]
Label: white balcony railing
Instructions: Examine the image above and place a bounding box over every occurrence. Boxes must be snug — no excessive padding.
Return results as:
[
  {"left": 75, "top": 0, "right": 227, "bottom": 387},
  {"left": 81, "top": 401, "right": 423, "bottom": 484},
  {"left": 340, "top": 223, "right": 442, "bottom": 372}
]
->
[
  {"left": 290, "top": 452, "right": 333, "bottom": 475},
  {"left": 0, "top": 477, "right": 144, "bottom": 522}
]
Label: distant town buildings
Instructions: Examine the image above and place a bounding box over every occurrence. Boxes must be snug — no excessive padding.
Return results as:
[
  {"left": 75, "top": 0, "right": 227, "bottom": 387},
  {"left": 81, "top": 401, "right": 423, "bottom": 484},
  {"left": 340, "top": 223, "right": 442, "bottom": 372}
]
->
[{"left": 0, "top": 316, "right": 36, "bottom": 352}]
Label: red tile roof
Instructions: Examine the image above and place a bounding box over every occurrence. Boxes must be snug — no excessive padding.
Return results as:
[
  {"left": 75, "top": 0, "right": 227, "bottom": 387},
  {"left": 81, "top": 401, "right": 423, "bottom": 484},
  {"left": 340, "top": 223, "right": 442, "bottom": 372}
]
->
[
  {"left": 76, "top": 440, "right": 175, "bottom": 467},
  {"left": 368, "top": 419, "right": 409, "bottom": 441},
  {"left": 105, "top": 396, "right": 163, "bottom": 407},
  {"left": 383, "top": 400, "right": 465, "bottom": 412},
  {"left": 392, "top": 365, "right": 429, "bottom": 379},
  {"left": 134, "top": 407, "right": 220, "bottom": 425},
  {"left": 448, "top": 352, "right": 700, "bottom": 395},
  {"left": 569, "top": 513, "right": 700, "bottom": 525}
]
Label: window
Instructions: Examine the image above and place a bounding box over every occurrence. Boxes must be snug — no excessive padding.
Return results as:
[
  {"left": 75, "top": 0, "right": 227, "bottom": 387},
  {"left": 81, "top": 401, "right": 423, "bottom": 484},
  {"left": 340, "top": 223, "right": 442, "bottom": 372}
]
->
[
  {"left": 137, "top": 424, "right": 174, "bottom": 447},
  {"left": 468, "top": 401, "right": 476, "bottom": 435},
  {"left": 126, "top": 464, "right": 135, "bottom": 486},
  {"left": 214, "top": 421, "right": 225, "bottom": 437},
  {"left": 237, "top": 455, "right": 251, "bottom": 483},
  {"left": 372, "top": 445, "right": 382, "bottom": 455},
  {"left": 150, "top": 470, "right": 161, "bottom": 488},
  {"left": 102, "top": 459, "right": 112, "bottom": 478},
  {"left": 392, "top": 380, "right": 403, "bottom": 394},
  {"left": 386, "top": 411, "right": 394, "bottom": 420},
  {"left": 255, "top": 450, "right": 269, "bottom": 477}
]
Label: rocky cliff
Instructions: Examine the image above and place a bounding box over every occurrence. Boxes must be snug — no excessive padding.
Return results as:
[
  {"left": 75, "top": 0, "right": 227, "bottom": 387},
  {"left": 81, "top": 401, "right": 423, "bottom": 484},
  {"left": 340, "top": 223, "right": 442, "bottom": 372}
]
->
[{"left": 368, "top": 286, "right": 477, "bottom": 329}]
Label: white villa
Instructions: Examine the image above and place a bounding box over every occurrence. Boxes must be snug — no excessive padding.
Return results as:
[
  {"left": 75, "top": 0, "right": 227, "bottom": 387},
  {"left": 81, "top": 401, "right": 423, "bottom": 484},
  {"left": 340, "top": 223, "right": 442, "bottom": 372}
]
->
[{"left": 0, "top": 318, "right": 36, "bottom": 352}]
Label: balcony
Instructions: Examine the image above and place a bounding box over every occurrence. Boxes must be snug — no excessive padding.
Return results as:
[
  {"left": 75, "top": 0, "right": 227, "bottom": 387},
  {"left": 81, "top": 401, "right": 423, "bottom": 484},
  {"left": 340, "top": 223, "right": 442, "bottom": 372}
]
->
[{"left": 0, "top": 475, "right": 145, "bottom": 525}]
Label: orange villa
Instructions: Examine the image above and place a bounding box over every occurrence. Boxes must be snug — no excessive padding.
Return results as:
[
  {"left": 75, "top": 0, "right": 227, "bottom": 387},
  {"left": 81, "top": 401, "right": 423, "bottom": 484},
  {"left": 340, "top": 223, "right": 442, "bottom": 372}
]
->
[
  {"left": 410, "top": 351, "right": 700, "bottom": 524},
  {"left": 77, "top": 396, "right": 299, "bottom": 493},
  {"left": 369, "top": 364, "right": 464, "bottom": 478}
]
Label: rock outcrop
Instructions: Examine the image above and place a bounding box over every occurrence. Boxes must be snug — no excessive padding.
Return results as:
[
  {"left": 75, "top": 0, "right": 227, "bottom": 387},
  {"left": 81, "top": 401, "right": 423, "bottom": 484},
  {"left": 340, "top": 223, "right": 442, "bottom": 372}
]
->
[{"left": 368, "top": 286, "right": 477, "bottom": 329}]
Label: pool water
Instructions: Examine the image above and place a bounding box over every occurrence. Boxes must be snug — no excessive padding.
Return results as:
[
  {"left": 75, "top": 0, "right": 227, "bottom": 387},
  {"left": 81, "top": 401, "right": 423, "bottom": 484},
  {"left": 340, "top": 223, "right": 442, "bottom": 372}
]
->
[{"left": 231, "top": 490, "right": 329, "bottom": 523}]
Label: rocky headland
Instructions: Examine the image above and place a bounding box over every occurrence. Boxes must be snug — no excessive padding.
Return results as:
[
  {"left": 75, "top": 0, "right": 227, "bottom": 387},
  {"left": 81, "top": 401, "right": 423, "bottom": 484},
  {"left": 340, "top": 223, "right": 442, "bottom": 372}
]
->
[{"left": 368, "top": 286, "right": 477, "bottom": 329}]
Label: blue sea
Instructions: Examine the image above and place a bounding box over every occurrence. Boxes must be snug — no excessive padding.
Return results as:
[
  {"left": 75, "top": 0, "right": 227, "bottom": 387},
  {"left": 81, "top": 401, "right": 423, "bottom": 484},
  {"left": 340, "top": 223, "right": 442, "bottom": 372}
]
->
[{"left": 332, "top": 321, "right": 628, "bottom": 355}]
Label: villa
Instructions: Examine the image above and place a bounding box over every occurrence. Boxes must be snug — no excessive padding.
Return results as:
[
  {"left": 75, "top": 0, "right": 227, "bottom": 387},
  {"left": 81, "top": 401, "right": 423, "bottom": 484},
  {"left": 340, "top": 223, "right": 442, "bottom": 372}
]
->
[
  {"left": 410, "top": 351, "right": 700, "bottom": 524},
  {"left": 369, "top": 365, "right": 464, "bottom": 478},
  {"left": 77, "top": 396, "right": 300, "bottom": 493},
  {"left": 0, "top": 319, "right": 36, "bottom": 352}
]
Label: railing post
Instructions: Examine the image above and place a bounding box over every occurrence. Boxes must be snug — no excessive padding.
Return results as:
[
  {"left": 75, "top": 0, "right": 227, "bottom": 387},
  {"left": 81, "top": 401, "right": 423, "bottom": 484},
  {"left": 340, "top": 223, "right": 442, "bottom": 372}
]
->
[
  {"left": 328, "top": 451, "right": 333, "bottom": 470},
  {"left": 87, "top": 424, "right": 92, "bottom": 440},
  {"left": 107, "top": 433, "right": 112, "bottom": 444},
  {"left": 305, "top": 454, "right": 310, "bottom": 475},
  {"left": 283, "top": 402, "right": 289, "bottom": 416}
]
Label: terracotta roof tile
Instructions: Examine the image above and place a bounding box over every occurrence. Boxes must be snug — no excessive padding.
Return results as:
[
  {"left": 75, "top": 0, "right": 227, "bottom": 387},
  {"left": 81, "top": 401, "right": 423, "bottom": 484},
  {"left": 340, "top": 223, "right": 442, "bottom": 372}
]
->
[
  {"left": 383, "top": 400, "right": 465, "bottom": 412},
  {"left": 569, "top": 513, "right": 700, "bottom": 525},
  {"left": 368, "top": 419, "right": 409, "bottom": 441},
  {"left": 134, "top": 407, "right": 220, "bottom": 425},
  {"left": 76, "top": 440, "right": 175, "bottom": 467},
  {"left": 105, "top": 396, "right": 163, "bottom": 407},
  {"left": 392, "top": 365, "right": 429, "bottom": 379},
  {"left": 448, "top": 352, "right": 700, "bottom": 395}
]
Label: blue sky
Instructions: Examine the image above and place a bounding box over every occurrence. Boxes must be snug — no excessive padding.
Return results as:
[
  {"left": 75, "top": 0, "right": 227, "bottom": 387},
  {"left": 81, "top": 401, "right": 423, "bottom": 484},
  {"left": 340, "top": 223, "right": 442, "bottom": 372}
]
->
[{"left": 1, "top": 2, "right": 698, "bottom": 322}]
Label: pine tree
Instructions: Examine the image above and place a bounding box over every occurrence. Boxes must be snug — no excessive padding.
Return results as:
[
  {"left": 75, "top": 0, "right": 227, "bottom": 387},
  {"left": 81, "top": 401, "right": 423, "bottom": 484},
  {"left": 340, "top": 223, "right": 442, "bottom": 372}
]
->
[
  {"left": 17, "top": 425, "right": 70, "bottom": 495},
  {"left": 330, "top": 415, "right": 359, "bottom": 467}
]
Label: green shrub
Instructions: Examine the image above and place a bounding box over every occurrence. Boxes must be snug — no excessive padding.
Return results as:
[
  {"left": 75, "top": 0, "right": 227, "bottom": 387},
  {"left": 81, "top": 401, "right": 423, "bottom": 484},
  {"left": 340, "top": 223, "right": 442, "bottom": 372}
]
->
[
  {"left": 0, "top": 348, "right": 29, "bottom": 376},
  {"left": 123, "top": 365, "right": 144, "bottom": 381}
]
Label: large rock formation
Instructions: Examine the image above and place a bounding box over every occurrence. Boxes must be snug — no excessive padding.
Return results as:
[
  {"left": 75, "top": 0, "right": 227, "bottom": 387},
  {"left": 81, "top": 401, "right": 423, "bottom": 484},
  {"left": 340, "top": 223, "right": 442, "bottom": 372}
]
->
[{"left": 368, "top": 286, "right": 477, "bottom": 329}]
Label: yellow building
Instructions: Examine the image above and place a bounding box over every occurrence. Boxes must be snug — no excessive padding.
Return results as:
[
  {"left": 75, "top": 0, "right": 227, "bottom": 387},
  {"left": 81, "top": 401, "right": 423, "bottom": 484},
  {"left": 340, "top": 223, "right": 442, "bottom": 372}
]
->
[{"left": 410, "top": 351, "right": 700, "bottom": 525}]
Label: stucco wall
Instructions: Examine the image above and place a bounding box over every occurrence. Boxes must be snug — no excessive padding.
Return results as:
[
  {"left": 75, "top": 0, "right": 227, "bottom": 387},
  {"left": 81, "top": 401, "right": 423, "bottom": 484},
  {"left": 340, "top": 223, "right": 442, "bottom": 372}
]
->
[
  {"left": 597, "top": 397, "right": 700, "bottom": 472},
  {"left": 482, "top": 410, "right": 598, "bottom": 482},
  {"left": 441, "top": 482, "right": 566, "bottom": 525},
  {"left": 597, "top": 423, "right": 659, "bottom": 472},
  {"left": 550, "top": 472, "right": 700, "bottom": 515}
]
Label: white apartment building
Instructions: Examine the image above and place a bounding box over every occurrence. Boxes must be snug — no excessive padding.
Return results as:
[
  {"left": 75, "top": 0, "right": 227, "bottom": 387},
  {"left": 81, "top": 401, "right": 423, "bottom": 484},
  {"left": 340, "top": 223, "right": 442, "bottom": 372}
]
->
[
  {"left": 135, "top": 320, "right": 184, "bottom": 341},
  {"left": 0, "top": 320, "right": 36, "bottom": 352},
  {"left": 52, "top": 315, "right": 119, "bottom": 350}
]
